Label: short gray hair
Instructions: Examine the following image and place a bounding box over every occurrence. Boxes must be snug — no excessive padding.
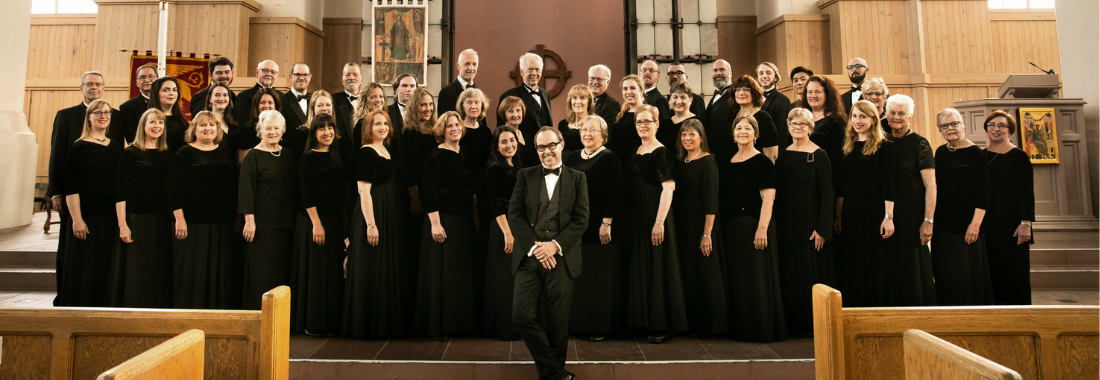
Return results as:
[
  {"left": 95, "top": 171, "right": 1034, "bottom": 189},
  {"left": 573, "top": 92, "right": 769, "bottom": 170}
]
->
[
  {"left": 457, "top": 49, "right": 478, "bottom": 63},
  {"left": 861, "top": 77, "right": 888, "bottom": 95},
  {"left": 80, "top": 71, "right": 104, "bottom": 86},
  {"left": 256, "top": 109, "right": 286, "bottom": 138},
  {"left": 886, "top": 94, "right": 915, "bottom": 116},
  {"left": 936, "top": 107, "right": 963, "bottom": 125},
  {"left": 588, "top": 64, "right": 611, "bottom": 79},
  {"left": 519, "top": 53, "right": 543, "bottom": 70},
  {"left": 580, "top": 115, "right": 609, "bottom": 145},
  {"left": 787, "top": 107, "right": 814, "bottom": 131}
]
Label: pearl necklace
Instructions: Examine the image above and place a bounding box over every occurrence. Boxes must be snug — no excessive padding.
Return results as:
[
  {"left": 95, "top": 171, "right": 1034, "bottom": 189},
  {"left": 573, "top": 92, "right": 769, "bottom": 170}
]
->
[
  {"left": 581, "top": 146, "right": 604, "bottom": 160},
  {"left": 684, "top": 150, "right": 702, "bottom": 163}
]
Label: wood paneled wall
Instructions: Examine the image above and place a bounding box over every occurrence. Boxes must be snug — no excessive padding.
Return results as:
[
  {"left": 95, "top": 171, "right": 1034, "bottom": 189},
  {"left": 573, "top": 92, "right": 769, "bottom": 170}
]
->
[
  {"left": 921, "top": 0, "right": 995, "bottom": 74},
  {"left": 168, "top": 1, "right": 259, "bottom": 69},
  {"left": 990, "top": 12, "right": 1060, "bottom": 75},
  {"left": 91, "top": 3, "right": 160, "bottom": 80},
  {"left": 247, "top": 17, "right": 324, "bottom": 91},
  {"left": 716, "top": 16, "right": 759, "bottom": 77},
  {"left": 756, "top": 14, "right": 831, "bottom": 87},
  {"left": 321, "top": 18, "right": 363, "bottom": 94},
  {"left": 820, "top": 0, "right": 912, "bottom": 74},
  {"left": 28, "top": 16, "right": 97, "bottom": 79}
]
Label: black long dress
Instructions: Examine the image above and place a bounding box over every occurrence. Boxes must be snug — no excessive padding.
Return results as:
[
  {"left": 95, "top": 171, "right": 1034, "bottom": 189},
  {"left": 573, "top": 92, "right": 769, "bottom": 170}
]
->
[
  {"left": 343, "top": 146, "right": 408, "bottom": 338},
  {"left": 719, "top": 153, "right": 788, "bottom": 343},
  {"left": 416, "top": 147, "right": 477, "bottom": 336},
  {"left": 885, "top": 131, "right": 938, "bottom": 306},
  {"left": 933, "top": 145, "right": 994, "bottom": 306},
  {"left": 982, "top": 148, "right": 1035, "bottom": 305},
  {"left": 625, "top": 147, "right": 689, "bottom": 334},
  {"left": 483, "top": 160, "right": 520, "bottom": 340},
  {"left": 557, "top": 119, "right": 583, "bottom": 153},
  {"left": 775, "top": 148, "right": 834, "bottom": 337},
  {"left": 809, "top": 114, "right": 846, "bottom": 194},
  {"left": 239, "top": 148, "right": 300, "bottom": 310},
  {"left": 169, "top": 144, "right": 240, "bottom": 309},
  {"left": 658, "top": 116, "right": 698, "bottom": 150},
  {"left": 402, "top": 128, "right": 438, "bottom": 289},
  {"left": 460, "top": 121, "right": 493, "bottom": 328},
  {"left": 56, "top": 140, "right": 121, "bottom": 307},
  {"left": 608, "top": 112, "right": 640, "bottom": 171},
  {"left": 294, "top": 149, "right": 348, "bottom": 334},
  {"left": 837, "top": 140, "right": 896, "bottom": 307},
  {"left": 672, "top": 155, "right": 729, "bottom": 335},
  {"left": 114, "top": 145, "right": 174, "bottom": 308},
  {"left": 564, "top": 148, "right": 624, "bottom": 335}
]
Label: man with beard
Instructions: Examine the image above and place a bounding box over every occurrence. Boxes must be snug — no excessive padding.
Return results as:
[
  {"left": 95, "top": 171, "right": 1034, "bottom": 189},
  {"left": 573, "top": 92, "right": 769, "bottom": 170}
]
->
[
  {"left": 665, "top": 62, "right": 706, "bottom": 125},
  {"left": 587, "top": 64, "right": 620, "bottom": 125},
  {"left": 331, "top": 63, "right": 363, "bottom": 143},
  {"left": 842, "top": 57, "right": 869, "bottom": 112},
  {"left": 706, "top": 59, "right": 735, "bottom": 160},
  {"left": 281, "top": 62, "right": 311, "bottom": 131},
  {"left": 639, "top": 59, "right": 671, "bottom": 120},
  {"left": 438, "top": 49, "right": 478, "bottom": 115},
  {"left": 499, "top": 52, "right": 552, "bottom": 167},
  {"left": 118, "top": 63, "right": 159, "bottom": 143},
  {"left": 191, "top": 57, "right": 236, "bottom": 117},
  {"left": 233, "top": 60, "right": 280, "bottom": 126}
]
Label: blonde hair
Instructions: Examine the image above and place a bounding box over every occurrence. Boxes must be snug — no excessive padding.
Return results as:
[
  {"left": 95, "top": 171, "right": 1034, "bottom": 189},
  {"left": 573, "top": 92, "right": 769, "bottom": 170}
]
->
[
  {"left": 842, "top": 100, "right": 885, "bottom": 155},
  {"left": 565, "top": 84, "right": 595, "bottom": 124},
  {"left": 306, "top": 90, "right": 333, "bottom": 129},
  {"left": 78, "top": 99, "right": 112, "bottom": 142},
  {"left": 433, "top": 111, "right": 466, "bottom": 143},
  {"left": 758, "top": 62, "right": 782, "bottom": 82},
  {"left": 133, "top": 108, "right": 168, "bottom": 151},
  {"left": 616, "top": 75, "right": 644, "bottom": 122},
  {"left": 184, "top": 111, "right": 224, "bottom": 144},
  {"left": 353, "top": 83, "right": 385, "bottom": 127},
  {"left": 861, "top": 77, "right": 888, "bottom": 96}
]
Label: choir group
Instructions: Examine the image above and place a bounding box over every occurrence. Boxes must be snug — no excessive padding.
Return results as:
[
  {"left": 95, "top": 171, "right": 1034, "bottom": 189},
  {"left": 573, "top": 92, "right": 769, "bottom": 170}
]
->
[{"left": 46, "top": 50, "right": 1036, "bottom": 344}]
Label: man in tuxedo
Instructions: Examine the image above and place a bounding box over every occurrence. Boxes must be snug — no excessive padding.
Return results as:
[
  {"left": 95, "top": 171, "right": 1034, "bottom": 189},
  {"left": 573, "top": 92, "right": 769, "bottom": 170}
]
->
[
  {"left": 233, "top": 60, "right": 280, "bottom": 126},
  {"left": 190, "top": 57, "right": 236, "bottom": 117},
  {"left": 639, "top": 59, "right": 671, "bottom": 120},
  {"left": 118, "top": 63, "right": 158, "bottom": 144},
  {"left": 842, "top": 57, "right": 869, "bottom": 113},
  {"left": 281, "top": 62, "right": 311, "bottom": 131},
  {"left": 665, "top": 62, "right": 706, "bottom": 125},
  {"left": 757, "top": 62, "right": 792, "bottom": 152},
  {"left": 499, "top": 53, "right": 553, "bottom": 167},
  {"left": 587, "top": 64, "right": 620, "bottom": 125},
  {"left": 331, "top": 62, "right": 363, "bottom": 148},
  {"left": 706, "top": 59, "right": 735, "bottom": 160},
  {"left": 438, "top": 49, "right": 478, "bottom": 115},
  {"left": 390, "top": 73, "right": 418, "bottom": 133},
  {"left": 509, "top": 127, "right": 589, "bottom": 380}
]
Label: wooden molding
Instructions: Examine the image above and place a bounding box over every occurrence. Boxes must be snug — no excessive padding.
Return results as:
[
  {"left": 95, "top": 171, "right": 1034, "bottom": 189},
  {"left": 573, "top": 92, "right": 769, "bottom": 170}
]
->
[
  {"left": 30, "top": 14, "right": 96, "bottom": 26},
  {"left": 716, "top": 16, "right": 757, "bottom": 23},
  {"left": 756, "top": 14, "right": 829, "bottom": 36},
  {"left": 323, "top": 18, "right": 363, "bottom": 25},
  {"left": 819, "top": 0, "right": 986, "bottom": 9},
  {"left": 250, "top": 17, "right": 324, "bottom": 38},
  {"left": 989, "top": 10, "right": 1056, "bottom": 21},
  {"left": 94, "top": 0, "right": 262, "bottom": 11}
]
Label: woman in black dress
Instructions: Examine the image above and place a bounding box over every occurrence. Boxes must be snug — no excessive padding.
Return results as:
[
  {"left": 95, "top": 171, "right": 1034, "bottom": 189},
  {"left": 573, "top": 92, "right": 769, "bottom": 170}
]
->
[
  {"left": 720, "top": 115, "right": 787, "bottom": 343},
  {"left": 402, "top": 87, "right": 438, "bottom": 286},
  {"left": 205, "top": 84, "right": 239, "bottom": 159},
  {"left": 672, "top": 119, "right": 728, "bottom": 335},
  {"left": 564, "top": 115, "right": 623, "bottom": 341},
  {"left": 344, "top": 110, "right": 408, "bottom": 338},
  {"left": 148, "top": 77, "right": 188, "bottom": 152},
  {"left": 774, "top": 108, "right": 834, "bottom": 337},
  {"left": 981, "top": 110, "right": 1035, "bottom": 305},
  {"left": 351, "top": 82, "right": 387, "bottom": 144},
  {"left": 416, "top": 111, "right": 477, "bottom": 340},
  {"left": 609, "top": 75, "right": 644, "bottom": 167},
  {"left": 557, "top": 84, "right": 594, "bottom": 152},
  {"left": 484, "top": 126, "right": 521, "bottom": 341},
  {"left": 498, "top": 95, "right": 530, "bottom": 164},
  {"left": 285, "top": 91, "right": 331, "bottom": 157},
  {"left": 932, "top": 108, "right": 994, "bottom": 306},
  {"left": 169, "top": 111, "right": 240, "bottom": 309},
  {"left": 835, "top": 101, "right": 896, "bottom": 307},
  {"left": 56, "top": 99, "right": 121, "bottom": 307},
  {"left": 236, "top": 88, "right": 282, "bottom": 162},
  {"left": 659, "top": 83, "right": 698, "bottom": 149},
  {"left": 114, "top": 108, "right": 174, "bottom": 308},
  {"left": 730, "top": 75, "right": 779, "bottom": 162},
  {"left": 294, "top": 113, "right": 347, "bottom": 335},
  {"left": 881, "top": 95, "right": 937, "bottom": 306},
  {"left": 800, "top": 76, "right": 847, "bottom": 195},
  {"left": 626, "top": 105, "right": 688, "bottom": 344},
  {"left": 457, "top": 87, "right": 494, "bottom": 329}
]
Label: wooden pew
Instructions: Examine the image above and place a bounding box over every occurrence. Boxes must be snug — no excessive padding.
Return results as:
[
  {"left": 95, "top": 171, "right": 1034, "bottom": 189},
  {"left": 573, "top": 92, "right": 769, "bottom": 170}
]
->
[
  {"left": 905, "top": 329, "right": 1023, "bottom": 380},
  {"left": 0, "top": 286, "right": 290, "bottom": 380},
  {"left": 812, "top": 284, "right": 1099, "bottom": 380},
  {"left": 96, "top": 329, "right": 205, "bottom": 380}
]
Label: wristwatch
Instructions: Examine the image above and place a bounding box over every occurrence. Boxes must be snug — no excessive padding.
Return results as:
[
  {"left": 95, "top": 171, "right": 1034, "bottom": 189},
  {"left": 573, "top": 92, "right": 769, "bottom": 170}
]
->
[
  {"left": 884, "top": 213, "right": 894, "bottom": 220},
  {"left": 923, "top": 218, "right": 934, "bottom": 224}
]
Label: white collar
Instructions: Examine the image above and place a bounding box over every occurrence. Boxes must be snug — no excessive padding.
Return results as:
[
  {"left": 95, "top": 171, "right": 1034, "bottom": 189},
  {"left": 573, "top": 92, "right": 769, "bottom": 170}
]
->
[
  {"left": 542, "top": 162, "right": 563, "bottom": 170},
  {"left": 523, "top": 83, "right": 540, "bottom": 93},
  {"left": 457, "top": 76, "right": 472, "bottom": 88},
  {"left": 345, "top": 90, "right": 359, "bottom": 98},
  {"left": 140, "top": 93, "right": 150, "bottom": 100},
  {"left": 291, "top": 88, "right": 307, "bottom": 97},
  {"left": 644, "top": 86, "right": 656, "bottom": 95}
]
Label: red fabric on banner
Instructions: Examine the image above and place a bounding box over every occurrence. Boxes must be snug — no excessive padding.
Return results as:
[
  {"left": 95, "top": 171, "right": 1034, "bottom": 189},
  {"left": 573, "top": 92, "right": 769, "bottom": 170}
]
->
[{"left": 129, "top": 55, "right": 210, "bottom": 121}]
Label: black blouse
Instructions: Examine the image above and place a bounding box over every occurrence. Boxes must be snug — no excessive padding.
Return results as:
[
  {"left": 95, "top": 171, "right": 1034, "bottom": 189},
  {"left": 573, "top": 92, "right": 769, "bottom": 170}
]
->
[
  {"left": 776, "top": 148, "right": 834, "bottom": 239},
  {"left": 300, "top": 150, "right": 348, "bottom": 218},
  {"left": 934, "top": 145, "right": 990, "bottom": 234},
  {"left": 983, "top": 148, "right": 1035, "bottom": 225},
  {"left": 630, "top": 146, "right": 676, "bottom": 187},
  {"left": 564, "top": 148, "right": 623, "bottom": 243},
  {"left": 115, "top": 145, "right": 172, "bottom": 215},
  {"left": 164, "top": 113, "right": 188, "bottom": 152},
  {"left": 888, "top": 131, "right": 935, "bottom": 211},
  {"left": 65, "top": 140, "right": 122, "bottom": 218},
  {"left": 557, "top": 119, "right": 584, "bottom": 153},
  {"left": 719, "top": 153, "right": 776, "bottom": 218},
  {"left": 810, "top": 114, "right": 847, "bottom": 192},
  {"left": 238, "top": 148, "right": 300, "bottom": 230},
  {"left": 168, "top": 145, "right": 238, "bottom": 224},
  {"left": 608, "top": 112, "right": 640, "bottom": 166},
  {"left": 355, "top": 146, "right": 398, "bottom": 185},
  {"left": 421, "top": 147, "right": 474, "bottom": 216},
  {"left": 484, "top": 161, "right": 519, "bottom": 217},
  {"left": 401, "top": 128, "right": 438, "bottom": 187},
  {"left": 658, "top": 116, "right": 698, "bottom": 150},
  {"left": 838, "top": 140, "right": 896, "bottom": 206},
  {"left": 460, "top": 121, "right": 493, "bottom": 174},
  {"left": 675, "top": 155, "right": 721, "bottom": 214}
]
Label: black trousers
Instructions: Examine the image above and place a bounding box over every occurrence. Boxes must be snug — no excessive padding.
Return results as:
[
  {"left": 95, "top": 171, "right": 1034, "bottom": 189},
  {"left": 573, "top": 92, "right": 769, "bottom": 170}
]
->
[{"left": 513, "top": 255, "right": 574, "bottom": 380}]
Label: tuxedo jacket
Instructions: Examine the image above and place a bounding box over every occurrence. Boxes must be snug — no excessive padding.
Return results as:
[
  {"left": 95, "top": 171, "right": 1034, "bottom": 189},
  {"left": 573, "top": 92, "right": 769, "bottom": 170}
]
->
[
  {"left": 665, "top": 92, "right": 708, "bottom": 126},
  {"left": 437, "top": 79, "right": 469, "bottom": 116},
  {"left": 118, "top": 94, "right": 149, "bottom": 143},
  {"left": 507, "top": 165, "right": 590, "bottom": 279},
  {"left": 842, "top": 87, "right": 863, "bottom": 114},
  {"left": 762, "top": 88, "right": 793, "bottom": 149},
  {"left": 190, "top": 85, "right": 236, "bottom": 118},
  {"left": 643, "top": 88, "right": 672, "bottom": 120},
  {"left": 330, "top": 91, "right": 356, "bottom": 143},
  {"left": 233, "top": 83, "right": 263, "bottom": 126},
  {"left": 47, "top": 103, "right": 122, "bottom": 197},
  {"left": 705, "top": 88, "right": 735, "bottom": 160},
  {"left": 281, "top": 89, "right": 309, "bottom": 130},
  {"left": 593, "top": 92, "right": 621, "bottom": 125}
]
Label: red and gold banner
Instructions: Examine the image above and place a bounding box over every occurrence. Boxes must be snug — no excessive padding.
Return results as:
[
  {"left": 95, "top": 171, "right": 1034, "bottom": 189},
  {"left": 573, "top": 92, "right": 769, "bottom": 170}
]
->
[{"left": 129, "top": 55, "right": 210, "bottom": 120}]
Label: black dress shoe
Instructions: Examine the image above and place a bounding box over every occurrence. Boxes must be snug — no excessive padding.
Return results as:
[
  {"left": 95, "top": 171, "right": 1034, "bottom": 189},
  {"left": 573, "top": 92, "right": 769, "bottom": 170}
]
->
[
  {"left": 647, "top": 332, "right": 674, "bottom": 344},
  {"left": 561, "top": 372, "right": 576, "bottom": 380},
  {"left": 588, "top": 335, "right": 606, "bottom": 342}
]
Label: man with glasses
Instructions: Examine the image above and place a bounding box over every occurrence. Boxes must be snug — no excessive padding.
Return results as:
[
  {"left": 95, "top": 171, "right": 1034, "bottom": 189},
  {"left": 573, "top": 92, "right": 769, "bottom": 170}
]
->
[
  {"left": 587, "top": 64, "right": 620, "bottom": 125},
  {"left": 509, "top": 127, "right": 589, "bottom": 380},
  {"left": 665, "top": 62, "right": 707, "bottom": 125},
  {"left": 190, "top": 56, "right": 236, "bottom": 117},
  {"left": 842, "top": 57, "right": 869, "bottom": 112},
  {"left": 281, "top": 62, "right": 311, "bottom": 131},
  {"left": 639, "top": 59, "right": 671, "bottom": 120},
  {"left": 234, "top": 60, "right": 280, "bottom": 126},
  {"left": 118, "top": 63, "right": 159, "bottom": 143}
]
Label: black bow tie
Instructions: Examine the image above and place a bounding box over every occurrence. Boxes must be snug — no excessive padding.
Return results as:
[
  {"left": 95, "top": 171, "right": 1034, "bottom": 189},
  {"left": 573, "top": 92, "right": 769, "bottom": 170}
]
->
[
  {"left": 348, "top": 95, "right": 358, "bottom": 101},
  {"left": 466, "top": 83, "right": 477, "bottom": 89},
  {"left": 530, "top": 89, "right": 541, "bottom": 96},
  {"left": 852, "top": 85, "right": 861, "bottom": 92},
  {"left": 542, "top": 166, "right": 560, "bottom": 177},
  {"left": 297, "top": 94, "right": 309, "bottom": 101},
  {"left": 713, "top": 89, "right": 723, "bottom": 97}
]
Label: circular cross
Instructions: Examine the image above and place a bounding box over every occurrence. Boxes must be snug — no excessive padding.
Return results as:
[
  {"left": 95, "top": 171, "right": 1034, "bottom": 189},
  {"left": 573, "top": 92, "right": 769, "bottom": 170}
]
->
[{"left": 509, "top": 44, "right": 572, "bottom": 99}]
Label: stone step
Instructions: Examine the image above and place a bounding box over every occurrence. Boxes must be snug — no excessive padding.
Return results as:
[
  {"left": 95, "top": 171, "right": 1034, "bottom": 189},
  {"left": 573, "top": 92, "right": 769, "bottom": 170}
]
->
[
  {"left": 1031, "top": 265, "right": 1100, "bottom": 289},
  {"left": 289, "top": 359, "right": 815, "bottom": 380},
  {"left": 0, "top": 250, "right": 56, "bottom": 266},
  {"left": 1030, "top": 248, "right": 1100, "bottom": 266},
  {"left": 0, "top": 265, "right": 56, "bottom": 290}
]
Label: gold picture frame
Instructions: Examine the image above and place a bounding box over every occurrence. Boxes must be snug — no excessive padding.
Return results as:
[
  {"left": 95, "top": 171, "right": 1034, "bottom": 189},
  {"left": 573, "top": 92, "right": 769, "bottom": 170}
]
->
[
  {"left": 1018, "top": 107, "right": 1059, "bottom": 164},
  {"left": 371, "top": 2, "right": 427, "bottom": 86}
]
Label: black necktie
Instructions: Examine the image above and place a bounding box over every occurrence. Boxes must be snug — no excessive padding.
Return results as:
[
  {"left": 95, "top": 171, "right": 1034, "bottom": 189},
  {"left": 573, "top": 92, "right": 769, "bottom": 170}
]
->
[
  {"left": 297, "top": 94, "right": 309, "bottom": 101},
  {"left": 542, "top": 166, "right": 560, "bottom": 176}
]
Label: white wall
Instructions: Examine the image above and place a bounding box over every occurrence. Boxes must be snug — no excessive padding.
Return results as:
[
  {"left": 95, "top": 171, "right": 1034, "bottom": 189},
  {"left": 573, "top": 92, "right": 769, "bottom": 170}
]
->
[
  {"left": 0, "top": 0, "right": 38, "bottom": 228},
  {"left": 254, "top": 0, "right": 323, "bottom": 29},
  {"left": 750, "top": 0, "right": 819, "bottom": 26},
  {"left": 1055, "top": 0, "right": 1100, "bottom": 216}
]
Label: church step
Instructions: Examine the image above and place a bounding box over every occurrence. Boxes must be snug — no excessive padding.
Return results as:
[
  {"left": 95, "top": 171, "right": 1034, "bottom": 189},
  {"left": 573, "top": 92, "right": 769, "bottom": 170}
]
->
[
  {"left": 1030, "top": 248, "right": 1100, "bottom": 266},
  {"left": 0, "top": 250, "right": 56, "bottom": 266},
  {"left": 289, "top": 359, "right": 815, "bottom": 380},
  {"left": 1031, "top": 265, "right": 1100, "bottom": 289},
  {"left": 0, "top": 265, "right": 56, "bottom": 290}
]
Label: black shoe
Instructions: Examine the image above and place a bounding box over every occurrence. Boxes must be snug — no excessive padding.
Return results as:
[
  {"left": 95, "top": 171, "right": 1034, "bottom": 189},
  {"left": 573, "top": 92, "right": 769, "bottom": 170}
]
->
[
  {"left": 561, "top": 372, "right": 576, "bottom": 380},
  {"left": 589, "top": 335, "right": 606, "bottom": 342},
  {"left": 431, "top": 335, "right": 450, "bottom": 341},
  {"left": 647, "top": 332, "right": 674, "bottom": 344}
]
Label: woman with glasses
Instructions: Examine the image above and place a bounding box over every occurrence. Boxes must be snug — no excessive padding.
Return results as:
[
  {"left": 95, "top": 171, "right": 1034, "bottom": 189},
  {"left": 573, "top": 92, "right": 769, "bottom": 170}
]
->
[
  {"left": 861, "top": 77, "right": 889, "bottom": 133},
  {"left": 148, "top": 77, "right": 188, "bottom": 152},
  {"left": 932, "top": 108, "right": 994, "bottom": 306},
  {"left": 658, "top": 83, "right": 699, "bottom": 149},
  {"left": 729, "top": 75, "right": 779, "bottom": 163},
  {"left": 981, "top": 110, "right": 1035, "bottom": 305},
  {"left": 610, "top": 75, "right": 646, "bottom": 167}
]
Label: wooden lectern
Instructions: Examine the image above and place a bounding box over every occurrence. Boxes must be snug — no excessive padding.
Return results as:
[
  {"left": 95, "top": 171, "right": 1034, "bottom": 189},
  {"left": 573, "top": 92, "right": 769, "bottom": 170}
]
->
[{"left": 955, "top": 74, "right": 1096, "bottom": 230}]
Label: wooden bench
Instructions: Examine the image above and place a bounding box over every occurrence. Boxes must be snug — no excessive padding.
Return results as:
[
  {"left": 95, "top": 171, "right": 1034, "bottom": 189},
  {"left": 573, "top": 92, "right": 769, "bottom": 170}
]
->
[
  {"left": 96, "top": 329, "right": 205, "bottom": 380},
  {"left": 905, "top": 329, "right": 1023, "bottom": 380},
  {"left": 0, "top": 286, "right": 289, "bottom": 380},
  {"left": 812, "top": 284, "right": 1099, "bottom": 380}
]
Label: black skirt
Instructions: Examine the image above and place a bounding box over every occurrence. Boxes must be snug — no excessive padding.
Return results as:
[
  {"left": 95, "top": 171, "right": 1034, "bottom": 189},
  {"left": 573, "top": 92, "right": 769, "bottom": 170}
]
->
[
  {"left": 985, "top": 229, "right": 1032, "bottom": 305},
  {"left": 626, "top": 189, "right": 689, "bottom": 333},
  {"left": 242, "top": 228, "right": 294, "bottom": 310},
  {"left": 837, "top": 205, "right": 894, "bottom": 307},
  {"left": 293, "top": 213, "right": 346, "bottom": 334},
  {"left": 723, "top": 215, "right": 788, "bottom": 343},
  {"left": 484, "top": 220, "right": 519, "bottom": 340},
  {"left": 674, "top": 216, "right": 730, "bottom": 335},
  {"left": 415, "top": 213, "right": 476, "bottom": 336},
  {"left": 55, "top": 214, "right": 118, "bottom": 307},
  {"left": 342, "top": 183, "right": 408, "bottom": 338},
  {"left": 931, "top": 230, "right": 995, "bottom": 306},
  {"left": 116, "top": 213, "right": 174, "bottom": 308},
  {"left": 887, "top": 208, "right": 938, "bottom": 306},
  {"left": 569, "top": 241, "right": 623, "bottom": 335},
  {"left": 173, "top": 221, "right": 240, "bottom": 309}
]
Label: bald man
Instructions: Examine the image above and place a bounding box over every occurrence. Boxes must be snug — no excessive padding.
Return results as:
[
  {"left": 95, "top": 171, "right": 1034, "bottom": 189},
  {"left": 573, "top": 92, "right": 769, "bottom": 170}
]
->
[
  {"left": 842, "top": 57, "right": 869, "bottom": 112},
  {"left": 234, "top": 59, "right": 280, "bottom": 126},
  {"left": 706, "top": 59, "right": 735, "bottom": 160}
]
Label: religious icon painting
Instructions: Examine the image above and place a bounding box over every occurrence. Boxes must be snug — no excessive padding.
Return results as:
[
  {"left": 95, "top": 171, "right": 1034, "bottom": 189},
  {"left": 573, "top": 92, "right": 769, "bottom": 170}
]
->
[
  {"left": 1018, "top": 107, "right": 1060, "bottom": 164},
  {"left": 371, "top": 0, "right": 428, "bottom": 86}
]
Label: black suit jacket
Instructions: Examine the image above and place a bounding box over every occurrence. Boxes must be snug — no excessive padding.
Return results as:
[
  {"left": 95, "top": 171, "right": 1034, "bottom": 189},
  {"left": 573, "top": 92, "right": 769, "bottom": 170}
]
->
[
  {"left": 47, "top": 103, "right": 122, "bottom": 197},
  {"left": 233, "top": 83, "right": 263, "bottom": 126},
  {"left": 643, "top": 88, "right": 671, "bottom": 120},
  {"left": 705, "top": 88, "right": 734, "bottom": 160},
  {"left": 281, "top": 90, "right": 309, "bottom": 130},
  {"left": 189, "top": 85, "right": 236, "bottom": 118},
  {"left": 118, "top": 94, "right": 149, "bottom": 143},
  {"left": 665, "top": 92, "right": 708, "bottom": 126},
  {"left": 842, "top": 87, "right": 862, "bottom": 114},
  {"left": 762, "top": 88, "right": 793, "bottom": 149},
  {"left": 592, "top": 92, "right": 620, "bottom": 125},
  {"left": 330, "top": 91, "right": 356, "bottom": 143},
  {"left": 437, "top": 79, "right": 469, "bottom": 116},
  {"left": 498, "top": 85, "right": 552, "bottom": 166},
  {"left": 508, "top": 165, "right": 589, "bottom": 278}
]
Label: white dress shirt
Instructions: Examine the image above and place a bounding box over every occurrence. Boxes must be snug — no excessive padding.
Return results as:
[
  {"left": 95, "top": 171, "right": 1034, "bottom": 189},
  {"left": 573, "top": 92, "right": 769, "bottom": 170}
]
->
[{"left": 291, "top": 88, "right": 308, "bottom": 115}]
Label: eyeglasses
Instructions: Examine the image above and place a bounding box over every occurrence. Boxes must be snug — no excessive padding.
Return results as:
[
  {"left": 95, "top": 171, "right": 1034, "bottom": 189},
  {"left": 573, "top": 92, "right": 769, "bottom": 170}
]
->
[
  {"left": 863, "top": 91, "right": 884, "bottom": 97},
  {"left": 535, "top": 142, "right": 561, "bottom": 152},
  {"left": 91, "top": 111, "right": 111, "bottom": 117},
  {"left": 667, "top": 71, "right": 685, "bottom": 77},
  {"left": 734, "top": 87, "right": 753, "bottom": 93},
  {"left": 588, "top": 77, "right": 608, "bottom": 83},
  {"left": 137, "top": 75, "right": 157, "bottom": 81},
  {"left": 790, "top": 121, "right": 812, "bottom": 129},
  {"left": 846, "top": 64, "right": 868, "bottom": 70},
  {"left": 937, "top": 121, "right": 963, "bottom": 130},
  {"left": 635, "top": 119, "right": 657, "bottom": 127},
  {"left": 640, "top": 68, "right": 659, "bottom": 74},
  {"left": 985, "top": 122, "right": 1012, "bottom": 130},
  {"left": 260, "top": 68, "right": 279, "bottom": 75},
  {"left": 291, "top": 73, "right": 311, "bottom": 78}
]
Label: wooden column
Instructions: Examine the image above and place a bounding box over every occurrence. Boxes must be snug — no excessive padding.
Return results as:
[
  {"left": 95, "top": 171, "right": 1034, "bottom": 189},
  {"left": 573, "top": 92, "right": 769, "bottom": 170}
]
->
[
  {"left": 754, "top": 14, "right": 830, "bottom": 98},
  {"left": 321, "top": 18, "right": 362, "bottom": 93},
  {"left": 248, "top": 17, "right": 324, "bottom": 91}
]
